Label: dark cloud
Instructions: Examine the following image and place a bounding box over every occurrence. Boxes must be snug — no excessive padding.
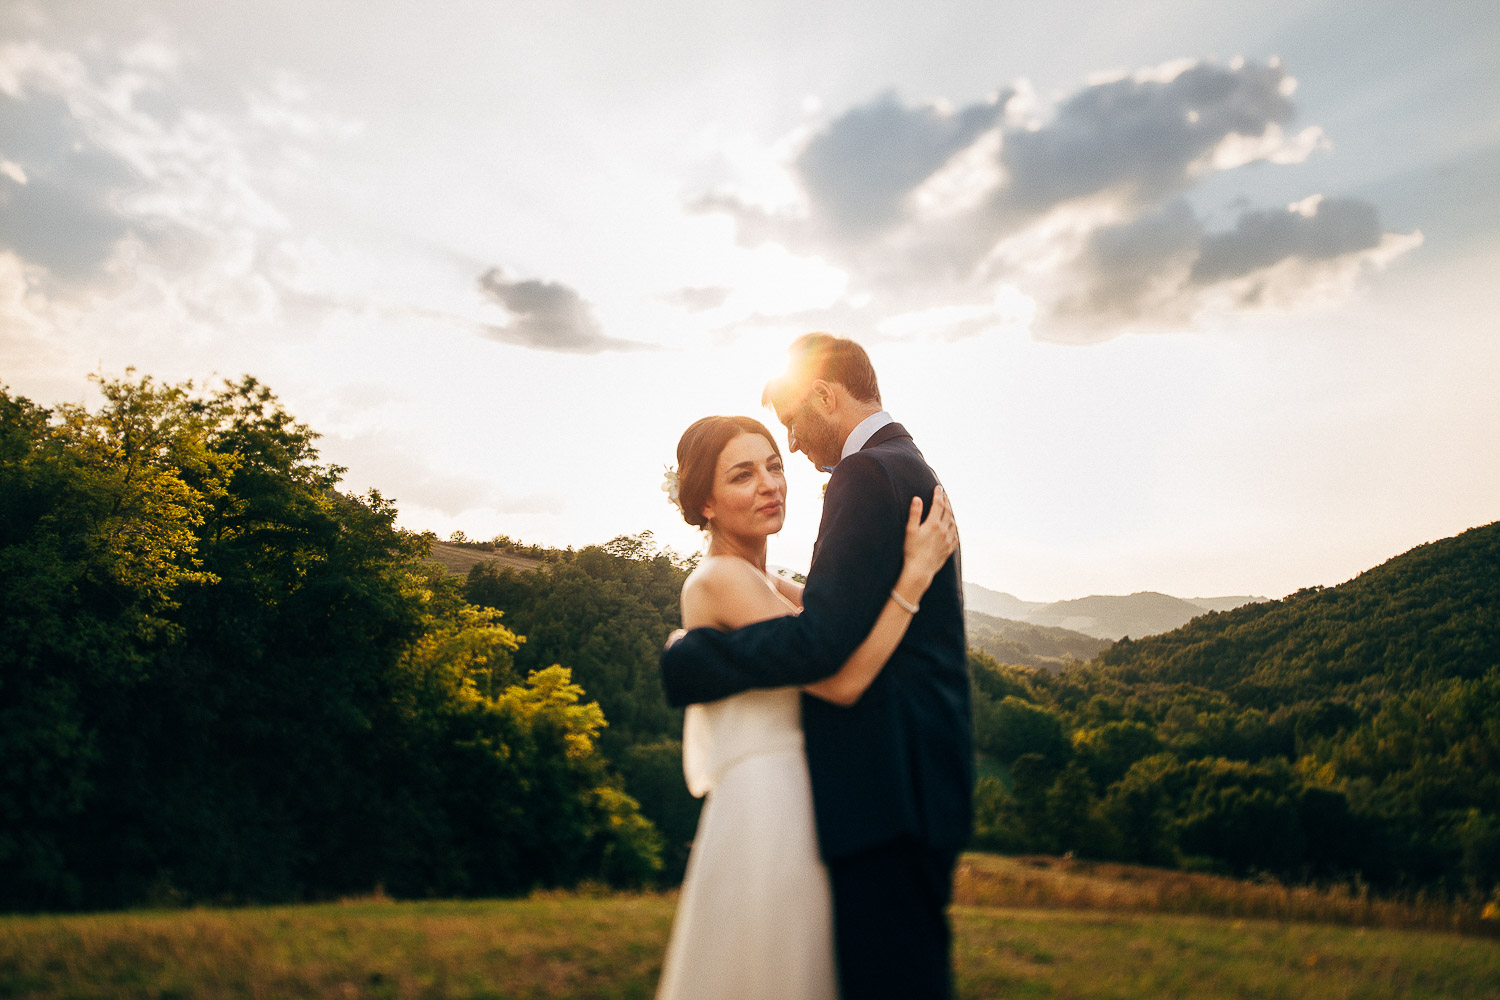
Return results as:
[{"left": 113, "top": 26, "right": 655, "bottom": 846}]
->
[
  {"left": 0, "top": 92, "right": 139, "bottom": 282},
  {"left": 1190, "top": 197, "right": 1382, "bottom": 285},
  {"left": 1067, "top": 199, "right": 1202, "bottom": 321},
  {"left": 477, "top": 268, "right": 647, "bottom": 354},
  {"left": 697, "top": 61, "right": 1311, "bottom": 290},
  {"left": 693, "top": 59, "right": 1415, "bottom": 338},
  {"left": 795, "top": 90, "right": 1008, "bottom": 240},
  {"left": 1056, "top": 195, "right": 1392, "bottom": 333},
  {"left": 1000, "top": 61, "right": 1296, "bottom": 214},
  {"left": 703, "top": 62, "right": 1298, "bottom": 262}
]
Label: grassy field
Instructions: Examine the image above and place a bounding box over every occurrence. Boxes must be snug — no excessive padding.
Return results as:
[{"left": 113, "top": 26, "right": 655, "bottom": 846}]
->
[
  {"left": 3, "top": 856, "right": 1498, "bottom": 1000},
  {"left": 425, "top": 541, "right": 541, "bottom": 577},
  {"left": 955, "top": 854, "right": 1499, "bottom": 935}
]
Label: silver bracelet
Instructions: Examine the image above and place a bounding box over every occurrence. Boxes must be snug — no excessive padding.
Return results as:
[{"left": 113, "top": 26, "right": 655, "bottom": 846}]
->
[{"left": 890, "top": 590, "right": 920, "bottom": 614}]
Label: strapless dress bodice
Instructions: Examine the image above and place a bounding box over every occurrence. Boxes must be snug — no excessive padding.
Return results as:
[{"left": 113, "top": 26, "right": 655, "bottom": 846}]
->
[{"left": 682, "top": 687, "right": 803, "bottom": 797}]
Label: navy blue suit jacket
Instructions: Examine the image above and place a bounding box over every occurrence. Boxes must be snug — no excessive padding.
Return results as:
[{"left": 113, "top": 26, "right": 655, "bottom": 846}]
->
[{"left": 661, "top": 422, "right": 973, "bottom": 860}]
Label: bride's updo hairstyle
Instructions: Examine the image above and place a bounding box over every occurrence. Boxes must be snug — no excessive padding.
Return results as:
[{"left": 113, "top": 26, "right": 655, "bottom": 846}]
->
[{"left": 674, "top": 415, "right": 782, "bottom": 529}]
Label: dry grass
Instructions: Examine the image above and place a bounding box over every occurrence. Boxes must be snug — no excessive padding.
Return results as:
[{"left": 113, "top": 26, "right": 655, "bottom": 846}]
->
[
  {"left": 3, "top": 857, "right": 1498, "bottom": 999},
  {"left": 0, "top": 894, "right": 671, "bottom": 1000},
  {"left": 425, "top": 541, "right": 541, "bottom": 577},
  {"left": 953, "top": 907, "right": 1500, "bottom": 1000},
  {"left": 955, "top": 853, "right": 1499, "bottom": 937}
]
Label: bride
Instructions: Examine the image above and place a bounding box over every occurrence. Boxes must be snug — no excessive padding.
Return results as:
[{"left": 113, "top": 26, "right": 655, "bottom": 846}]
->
[{"left": 655, "top": 415, "right": 957, "bottom": 1000}]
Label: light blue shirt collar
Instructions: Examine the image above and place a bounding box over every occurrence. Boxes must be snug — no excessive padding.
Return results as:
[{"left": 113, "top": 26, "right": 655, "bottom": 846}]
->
[{"left": 827, "top": 411, "right": 893, "bottom": 470}]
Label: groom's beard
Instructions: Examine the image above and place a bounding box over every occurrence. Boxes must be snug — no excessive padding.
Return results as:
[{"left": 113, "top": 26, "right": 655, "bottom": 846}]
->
[{"left": 797, "top": 408, "right": 844, "bottom": 470}]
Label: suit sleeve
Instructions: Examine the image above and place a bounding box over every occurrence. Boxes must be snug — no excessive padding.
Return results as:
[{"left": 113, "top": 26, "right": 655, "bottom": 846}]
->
[{"left": 660, "top": 453, "right": 906, "bottom": 707}]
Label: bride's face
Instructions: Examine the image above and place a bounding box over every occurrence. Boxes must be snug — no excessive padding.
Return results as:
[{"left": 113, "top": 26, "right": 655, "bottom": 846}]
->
[{"left": 701, "top": 432, "right": 787, "bottom": 539}]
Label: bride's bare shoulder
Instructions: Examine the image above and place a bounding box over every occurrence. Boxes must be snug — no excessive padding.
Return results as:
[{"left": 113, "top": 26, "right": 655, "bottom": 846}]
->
[
  {"left": 681, "top": 556, "right": 784, "bottom": 630},
  {"left": 682, "top": 555, "right": 759, "bottom": 600}
]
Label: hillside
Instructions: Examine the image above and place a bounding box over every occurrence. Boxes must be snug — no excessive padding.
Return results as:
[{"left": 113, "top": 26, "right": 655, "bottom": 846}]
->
[
  {"left": 964, "top": 610, "right": 1112, "bottom": 671},
  {"left": 963, "top": 582, "right": 1044, "bottom": 620},
  {"left": 969, "top": 520, "right": 1500, "bottom": 890},
  {"left": 1187, "top": 595, "right": 1267, "bottom": 613},
  {"left": 1024, "top": 591, "right": 1214, "bottom": 640},
  {"left": 1096, "top": 519, "right": 1500, "bottom": 703},
  {"left": 426, "top": 540, "right": 542, "bottom": 575}
]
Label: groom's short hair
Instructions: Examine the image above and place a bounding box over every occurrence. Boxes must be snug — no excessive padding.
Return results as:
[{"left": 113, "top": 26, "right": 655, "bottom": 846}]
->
[{"left": 763, "top": 332, "right": 882, "bottom": 410}]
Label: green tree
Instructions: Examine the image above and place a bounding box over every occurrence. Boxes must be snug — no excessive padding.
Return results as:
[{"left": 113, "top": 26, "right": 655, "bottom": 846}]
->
[
  {"left": 0, "top": 375, "right": 223, "bottom": 906},
  {"left": 1046, "top": 761, "right": 1096, "bottom": 855},
  {"left": 1, "top": 373, "right": 662, "bottom": 909},
  {"left": 1074, "top": 720, "right": 1162, "bottom": 789},
  {"left": 978, "top": 697, "right": 1071, "bottom": 770},
  {"left": 1100, "top": 755, "right": 1179, "bottom": 866}
]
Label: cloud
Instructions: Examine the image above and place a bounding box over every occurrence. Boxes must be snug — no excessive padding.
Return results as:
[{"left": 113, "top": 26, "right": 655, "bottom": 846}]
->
[
  {"left": 1062, "top": 198, "right": 1203, "bottom": 325},
  {"left": 1052, "top": 194, "right": 1417, "bottom": 336},
  {"left": 998, "top": 60, "right": 1302, "bottom": 214},
  {"left": 0, "top": 83, "right": 146, "bottom": 283},
  {"left": 662, "top": 285, "right": 731, "bottom": 312},
  {"left": 691, "top": 58, "right": 1415, "bottom": 342},
  {"left": 1189, "top": 196, "right": 1382, "bottom": 285},
  {"left": 794, "top": 89, "right": 1008, "bottom": 242},
  {"left": 477, "top": 268, "right": 649, "bottom": 354},
  {"left": 0, "top": 35, "right": 361, "bottom": 332}
]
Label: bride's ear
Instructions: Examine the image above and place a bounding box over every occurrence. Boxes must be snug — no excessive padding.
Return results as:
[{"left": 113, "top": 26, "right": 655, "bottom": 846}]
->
[{"left": 699, "top": 498, "right": 714, "bottom": 525}]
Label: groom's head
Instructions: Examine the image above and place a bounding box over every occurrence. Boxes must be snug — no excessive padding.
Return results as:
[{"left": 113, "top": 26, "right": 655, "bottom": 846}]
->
[{"left": 762, "top": 333, "right": 883, "bottom": 470}]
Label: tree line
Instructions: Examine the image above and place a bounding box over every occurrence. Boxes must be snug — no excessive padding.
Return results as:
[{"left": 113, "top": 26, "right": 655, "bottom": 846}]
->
[
  {"left": 5, "top": 371, "right": 1496, "bottom": 910},
  {"left": 967, "top": 521, "right": 1500, "bottom": 897},
  {"left": 0, "top": 374, "right": 659, "bottom": 911}
]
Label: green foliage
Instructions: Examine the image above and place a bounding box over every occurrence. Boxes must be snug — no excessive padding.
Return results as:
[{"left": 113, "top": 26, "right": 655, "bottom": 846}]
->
[
  {"left": 461, "top": 533, "right": 701, "bottom": 880},
  {"left": 1095, "top": 523, "right": 1500, "bottom": 702},
  {"left": 464, "top": 535, "right": 690, "bottom": 746},
  {"left": 979, "top": 697, "right": 1071, "bottom": 770},
  {"left": 0, "top": 375, "right": 658, "bottom": 911},
  {"left": 970, "top": 521, "right": 1500, "bottom": 893},
  {"left": 1073, "top": 720, "right": 1162, "bottom": 789}
]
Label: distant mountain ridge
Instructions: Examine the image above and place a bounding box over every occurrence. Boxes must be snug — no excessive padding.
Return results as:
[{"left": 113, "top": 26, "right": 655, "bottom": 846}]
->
[
  {"left": 964, "top": 582, "right": 1266, "bottom": 641},
  {"left": 963, "top": 610, "right": 1112, "bottom": 671}
]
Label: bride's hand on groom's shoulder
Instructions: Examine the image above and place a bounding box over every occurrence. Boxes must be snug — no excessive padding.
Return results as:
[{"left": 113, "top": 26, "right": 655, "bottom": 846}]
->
[
  {"left": 903, "top": 485, "right": 958, "bottom": 585},
  {"left": 665, "top": 628, "right": 688, "bottom": 650}
]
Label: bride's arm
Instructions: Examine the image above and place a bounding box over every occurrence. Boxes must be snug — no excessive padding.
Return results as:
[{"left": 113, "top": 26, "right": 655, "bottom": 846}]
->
[{"left": 804, "top": 486, "right": 956, "bottom": 707}]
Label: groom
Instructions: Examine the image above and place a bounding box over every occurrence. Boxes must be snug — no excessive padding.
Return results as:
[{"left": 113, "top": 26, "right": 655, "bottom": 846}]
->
[{"left": 661, "top": 333, "right": 973, "bottom": 999}]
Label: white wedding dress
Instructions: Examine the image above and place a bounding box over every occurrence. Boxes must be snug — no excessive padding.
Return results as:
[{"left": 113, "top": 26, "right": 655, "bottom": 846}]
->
[{"left": 655, "top": 685, "right": 838, "bottom": 1000}]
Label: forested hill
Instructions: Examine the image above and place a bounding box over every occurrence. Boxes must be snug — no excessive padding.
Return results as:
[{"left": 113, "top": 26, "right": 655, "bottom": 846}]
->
[
  {"left": 1096, "top": 520, "right": 1500, "bottom": 705},
  {"left": 967, "top": 520, "right": 1500, "bottom": 891}
]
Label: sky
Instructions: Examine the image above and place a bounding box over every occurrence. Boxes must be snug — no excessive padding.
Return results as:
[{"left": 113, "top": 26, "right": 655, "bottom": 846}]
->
[{"left": 2, "top": 0, "right": 1497, "bottom": 602}]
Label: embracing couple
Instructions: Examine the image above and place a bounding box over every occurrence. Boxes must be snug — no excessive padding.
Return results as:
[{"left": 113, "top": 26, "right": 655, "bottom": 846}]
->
[{"left": 656, "top": 333, "right": 974, "bottom": 1000}]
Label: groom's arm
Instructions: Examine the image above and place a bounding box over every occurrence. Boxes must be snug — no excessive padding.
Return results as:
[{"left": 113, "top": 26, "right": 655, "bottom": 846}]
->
[{"left": 661, "top": 453, "right": 905, "bottom": 707}]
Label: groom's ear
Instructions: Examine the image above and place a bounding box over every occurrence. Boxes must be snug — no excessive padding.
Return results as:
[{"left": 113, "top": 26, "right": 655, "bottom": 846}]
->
[{"left": 809, "top": 378, "right": 836, "bottom": 413}]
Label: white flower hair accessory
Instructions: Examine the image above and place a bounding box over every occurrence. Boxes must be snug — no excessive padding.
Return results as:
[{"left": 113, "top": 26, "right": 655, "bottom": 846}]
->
[{"left": 661, "top": 465, "right": 682, "bottom": 512}]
